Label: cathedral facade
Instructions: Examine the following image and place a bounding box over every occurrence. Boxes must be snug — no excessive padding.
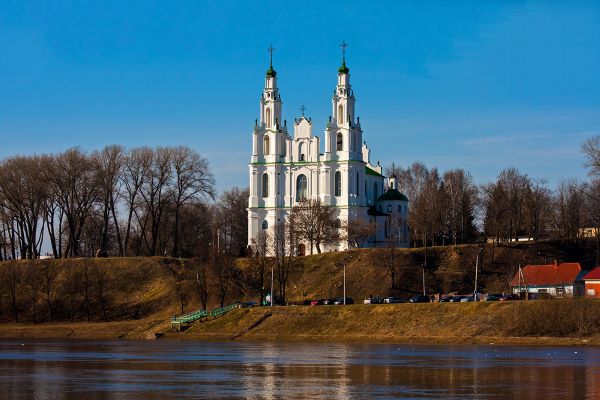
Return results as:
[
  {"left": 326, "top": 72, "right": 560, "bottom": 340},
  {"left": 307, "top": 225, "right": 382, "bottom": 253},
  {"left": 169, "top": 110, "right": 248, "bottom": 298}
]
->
[{"left": 247, "top": 52, "right": 409, "bottom": 253}]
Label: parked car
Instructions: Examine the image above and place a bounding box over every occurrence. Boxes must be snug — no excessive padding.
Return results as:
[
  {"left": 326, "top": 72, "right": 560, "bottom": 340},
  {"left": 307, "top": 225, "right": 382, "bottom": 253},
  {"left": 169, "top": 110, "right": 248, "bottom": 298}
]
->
[
  {"left": 409, "top": 295, "right": 431, "bottom": 303},
  {"left": 484, "top": 294, "right": 502, "bottom": 302},
  {"left": 448, "top": 296, "right": 465, "bottom": 303},
  {"left": 333, "top": 297, "right": 354, "bottom": 305},
  {"left": 310, "top": 299, "right": 325, "bottom": 306},
  {"left": 460, "top": 295, "right": 475, "bottom": 302},
  {"left": 364, "top": 296, "right": 383, "bottom": 304},
  {"left": 383, "top": 296, "right": 404, "bottom": 304},
  {"left": 323, "top": 298, "right": 338, "bottom": 305},
  {"left": 499, "top": 294, "right": 521, "bottom": 301}
]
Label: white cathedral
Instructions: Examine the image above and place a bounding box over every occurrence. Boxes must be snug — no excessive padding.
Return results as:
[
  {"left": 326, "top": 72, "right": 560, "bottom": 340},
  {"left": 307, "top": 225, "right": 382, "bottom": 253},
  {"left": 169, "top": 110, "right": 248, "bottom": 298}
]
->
[{"left": 247, "top": 49, "right": 409, "bottom": 253}]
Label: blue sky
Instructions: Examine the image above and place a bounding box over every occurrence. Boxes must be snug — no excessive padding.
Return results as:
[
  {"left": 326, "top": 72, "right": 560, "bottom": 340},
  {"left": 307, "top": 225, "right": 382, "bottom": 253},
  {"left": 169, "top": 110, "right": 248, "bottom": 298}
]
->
[{"left": 1, "top": 1, "right": 599, "bottom": 192}]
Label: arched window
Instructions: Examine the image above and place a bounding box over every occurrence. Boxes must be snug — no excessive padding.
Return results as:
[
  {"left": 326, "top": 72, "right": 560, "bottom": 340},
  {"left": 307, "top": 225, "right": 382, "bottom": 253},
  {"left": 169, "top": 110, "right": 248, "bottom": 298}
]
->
[
  {"left": 397, "top": 205, "right": 402, "bottom": 212},
  {"left": 338, "top": 104, "right": 344, "bottom": 122},
  {"left": 356, "top": 172, "right": 360, "bottom": 195},
  {"left": 387, "top": 205, "right": 392, "bottom": 213},
  {"left": 265, "top": 108, "right": 271, "bottom": 128},
  {"left": 299, "top": 143, "right": 305, "bottom": 161},
  {"left": 296, "top": 174, "right": 307, "bottom": 202},
  {"left": 336, "top": 133, "right": 343, "bottom": 151},
  {"left": 264, "top": 135, "right": 270, "bottom": 155},
  {"left": 374, "top": 182, "right": 378, "bottom": 203},
  {"left": 262, "top": 173, "right": 269, "bottom": 198},
  {"left": 261, "top": 220, "right": 268, "bottom": 230},
  {"left": 335, "top": 171, "right": 342, "bottom": 197}
]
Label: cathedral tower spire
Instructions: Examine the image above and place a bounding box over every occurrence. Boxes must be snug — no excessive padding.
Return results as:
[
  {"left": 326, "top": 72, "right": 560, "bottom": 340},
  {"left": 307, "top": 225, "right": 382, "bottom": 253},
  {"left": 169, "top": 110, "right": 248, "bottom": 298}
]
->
[{"left": 325, "top": 41, "right": 360, "bottom": 161}]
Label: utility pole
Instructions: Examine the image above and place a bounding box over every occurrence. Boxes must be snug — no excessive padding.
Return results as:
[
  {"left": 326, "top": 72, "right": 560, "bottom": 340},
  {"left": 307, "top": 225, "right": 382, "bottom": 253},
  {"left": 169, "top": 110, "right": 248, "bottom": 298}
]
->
[
  {"left": 474, "top": 250, "right": 479, "bottom": 301},
  {"left": 270, "top": 264, "right": 274, "bottom": 307},
  {"left": 422, "top": 264, "right": 426, "bottom": 295},
  {"left": 343, "top": 263, "right": 346, "bottom": 305}
]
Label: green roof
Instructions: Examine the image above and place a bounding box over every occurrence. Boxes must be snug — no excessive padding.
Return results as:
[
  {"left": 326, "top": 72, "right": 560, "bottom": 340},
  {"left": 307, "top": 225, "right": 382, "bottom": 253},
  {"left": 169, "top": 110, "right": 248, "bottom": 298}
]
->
[
  {"left": 377, "top": 188, "right": 409, "bottom": 202},
  {"left": 365, "top": 166, "right": 384, "bottom": 177}
]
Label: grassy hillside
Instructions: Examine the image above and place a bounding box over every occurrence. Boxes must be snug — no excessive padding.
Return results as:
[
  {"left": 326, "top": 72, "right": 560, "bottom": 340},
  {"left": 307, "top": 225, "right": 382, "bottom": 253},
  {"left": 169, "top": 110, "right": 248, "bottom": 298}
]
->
[
  {"left": 0, "top": 239, "right": 596, "bottom": 325},
  {"left": 168, "top": 299, "right": 600, "bottom": 344},
  {"left": 238, "top": 239, "right": 599, "bottom": 304}
]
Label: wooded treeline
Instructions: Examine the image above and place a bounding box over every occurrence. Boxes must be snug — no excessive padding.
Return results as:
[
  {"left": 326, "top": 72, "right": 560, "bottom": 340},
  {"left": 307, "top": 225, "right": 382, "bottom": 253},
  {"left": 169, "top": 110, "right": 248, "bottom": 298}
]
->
[
  {"left": 0, "top": 146, "right": 249, "bottom": 260},
  {"left": 383, "top": 136, "right": 600, "bottom": 260}
]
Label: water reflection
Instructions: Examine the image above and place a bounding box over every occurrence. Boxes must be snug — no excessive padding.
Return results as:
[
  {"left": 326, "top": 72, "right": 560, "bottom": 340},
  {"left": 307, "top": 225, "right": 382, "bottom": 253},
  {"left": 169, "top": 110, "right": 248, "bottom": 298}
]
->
[{"left": 0, "top": 340, "right": 598, "bottom": 399}]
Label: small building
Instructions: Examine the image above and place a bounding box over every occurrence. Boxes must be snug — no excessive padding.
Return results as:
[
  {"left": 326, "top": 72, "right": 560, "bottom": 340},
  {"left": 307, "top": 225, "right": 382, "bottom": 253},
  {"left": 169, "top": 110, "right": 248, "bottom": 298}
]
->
[
  {"left": 510, "top": 262, "right": 585, "bottom": 298},
  {"left": 582, "top": 267, "right": 600, "bottom": 298}
]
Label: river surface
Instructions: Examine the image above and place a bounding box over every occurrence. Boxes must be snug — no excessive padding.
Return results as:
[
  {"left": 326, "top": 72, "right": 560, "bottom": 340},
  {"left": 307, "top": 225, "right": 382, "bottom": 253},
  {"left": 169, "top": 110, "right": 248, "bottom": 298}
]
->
[{"left": 0, "top": 340, "right": 598, "bottom": 399}]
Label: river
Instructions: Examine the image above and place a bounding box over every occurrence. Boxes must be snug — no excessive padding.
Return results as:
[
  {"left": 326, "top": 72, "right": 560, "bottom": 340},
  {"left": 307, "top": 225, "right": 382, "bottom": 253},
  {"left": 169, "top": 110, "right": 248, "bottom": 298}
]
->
[{"left": 0, "top": 340, "right": 598, "bottom": 399}]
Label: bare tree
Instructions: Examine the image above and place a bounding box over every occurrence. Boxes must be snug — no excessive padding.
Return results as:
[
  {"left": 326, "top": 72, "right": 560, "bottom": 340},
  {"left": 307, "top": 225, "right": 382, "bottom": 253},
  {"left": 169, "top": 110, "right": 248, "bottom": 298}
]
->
[
  {"left": 139, "top": 147, "right": 173, "bottom": 256},
  {"left": 171, "top": 146, "right": 215, "bottom": 257},
  {"left": 92, "top": 145, "right": 125, "bottom": 256},
  {"left": 292, "top": 198, "right": 338, "bottom": 254},
  {"left": 343, "top": 218, "right": 376, "bottom": 248},
  {"left": 524, "top": 178, "right": 551, "bottom": 243},
  {"left": 44, "top": 148, "right": 98, "bottom": 257},
  {"left": 121, "top": 147, "right": 151, "bottom": 256},
  {"left": 582, "top": 135, "right": 600, "bottom": 177},
  {"left": 25, "top": 264, "right": 38, "bottom": 321},
  {"left": 272, "top": 213, "right": 299, "bottom": 303},
  {"left": 194, "top": 260, "right": 209, "bottom": 310},
  {"left": 220, "top": 187, "right": 249, "bottom": 256},
  {"left": 250, "top": 229, "right": 270, "bottom": 305},
  {"left": 0, "top": 156, "right": 47, "bottom": 259}
]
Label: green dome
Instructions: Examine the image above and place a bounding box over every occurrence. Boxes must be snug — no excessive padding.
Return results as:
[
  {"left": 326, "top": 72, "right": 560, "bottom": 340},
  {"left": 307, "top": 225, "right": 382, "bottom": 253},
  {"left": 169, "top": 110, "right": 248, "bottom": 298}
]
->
[
  {"left": 377, "top": 188, "right": 409, "bottom": 202},
  {"left": 266, "top": 65, "right": 277, "bottom": 78},
  {"left": 338, "top": 61, "right": 349, "bottom": 74}
]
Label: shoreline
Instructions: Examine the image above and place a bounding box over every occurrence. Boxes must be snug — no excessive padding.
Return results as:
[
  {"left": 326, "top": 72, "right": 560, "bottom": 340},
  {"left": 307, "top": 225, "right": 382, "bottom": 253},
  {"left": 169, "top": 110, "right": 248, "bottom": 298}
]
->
[{"left": 1, "top": 318, "right": 599, "bottom": 347}]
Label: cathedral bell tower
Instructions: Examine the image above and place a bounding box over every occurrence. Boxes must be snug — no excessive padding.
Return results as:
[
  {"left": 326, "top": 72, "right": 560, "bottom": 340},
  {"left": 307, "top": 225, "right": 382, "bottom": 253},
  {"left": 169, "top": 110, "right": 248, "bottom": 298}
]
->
[
  {"left": 325, "top": 41, "right": 362, "bottom": 162},
  {"left": 252, "top": 45, "right": 288, "bottom": 164}
]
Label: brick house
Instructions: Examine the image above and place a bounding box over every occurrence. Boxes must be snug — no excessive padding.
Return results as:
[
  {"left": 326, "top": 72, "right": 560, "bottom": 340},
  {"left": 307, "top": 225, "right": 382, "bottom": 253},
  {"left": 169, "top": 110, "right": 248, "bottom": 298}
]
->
[
  {"left": 582, "top": 267, "right": 600, "bottom": 298},
  {"left": 510, "top": 262, "right": 585, "bottom": 298}
]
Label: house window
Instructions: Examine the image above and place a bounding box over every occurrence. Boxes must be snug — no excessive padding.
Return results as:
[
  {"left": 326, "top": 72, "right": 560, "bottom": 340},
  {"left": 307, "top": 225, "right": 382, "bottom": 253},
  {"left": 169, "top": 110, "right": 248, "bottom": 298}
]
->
[
  {"left": 387, "top": 205, "right": 392, "bottom": 213},
  {"left": 262, "top": 173, "right": 269, "bottom": 198},
  {"left": 261, "top": 220, "right": 268, "bottom": 230},
  {"left": 264, "top": 136, "right": 270, "bottom": 155},
  {"left": 397, "top": 205, "right": 401, "bottom": 212},
  {"left": 296, "top": 174, "right": 307, "bottom": 202},
  {"left": 334, "top": 171, "right": 342, "bottom": 197},
  {"left": 299, "top": 143, "right": 305, "bottom": 161},
  {"left": 336, "top": 133, "right": 343, "bottom": 151}
]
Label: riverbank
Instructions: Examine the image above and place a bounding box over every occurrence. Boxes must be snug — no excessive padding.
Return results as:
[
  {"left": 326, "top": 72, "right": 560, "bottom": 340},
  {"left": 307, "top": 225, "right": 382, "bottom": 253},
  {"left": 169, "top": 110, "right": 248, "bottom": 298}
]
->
[{"left": 1, "top": 301, "right": 600, "bottom": 346}]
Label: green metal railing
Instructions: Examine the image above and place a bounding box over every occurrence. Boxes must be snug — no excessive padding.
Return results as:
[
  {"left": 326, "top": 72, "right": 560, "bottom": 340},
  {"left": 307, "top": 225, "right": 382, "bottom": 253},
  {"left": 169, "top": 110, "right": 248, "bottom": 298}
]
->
[{"left": 171, "top": 303, "right": 241, "bottom": 329}]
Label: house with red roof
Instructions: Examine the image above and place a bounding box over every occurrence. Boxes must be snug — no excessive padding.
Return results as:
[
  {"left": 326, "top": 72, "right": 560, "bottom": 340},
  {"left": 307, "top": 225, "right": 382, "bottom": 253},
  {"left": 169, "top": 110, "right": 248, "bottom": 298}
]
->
[
  {"left": 510, "top": 262, "right": 585, "bottom": 298},
  {"left": 582, "top": 267, "right": 600, "bottom": 298}
]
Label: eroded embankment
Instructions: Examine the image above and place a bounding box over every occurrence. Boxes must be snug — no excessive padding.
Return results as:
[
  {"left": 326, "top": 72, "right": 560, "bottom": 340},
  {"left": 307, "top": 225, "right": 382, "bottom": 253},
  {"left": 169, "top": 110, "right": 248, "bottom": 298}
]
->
[
  {"left": 162, "top": 300, "right": 600, "bottom": 345},
  {"left": 2, "top": 300, "right": 600, "bottom": 345}
]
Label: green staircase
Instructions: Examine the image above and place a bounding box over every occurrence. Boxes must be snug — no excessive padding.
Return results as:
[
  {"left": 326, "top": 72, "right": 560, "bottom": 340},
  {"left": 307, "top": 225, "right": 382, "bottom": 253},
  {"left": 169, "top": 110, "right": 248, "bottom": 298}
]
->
[{"left": 171, "top": 303, "right": 241, "bottom": 331}]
